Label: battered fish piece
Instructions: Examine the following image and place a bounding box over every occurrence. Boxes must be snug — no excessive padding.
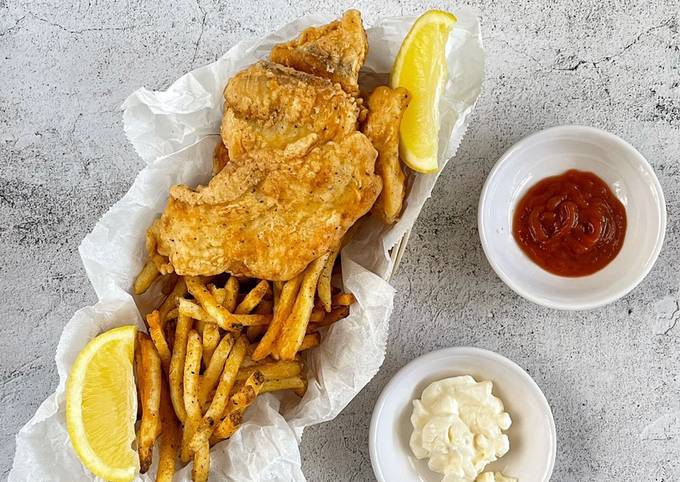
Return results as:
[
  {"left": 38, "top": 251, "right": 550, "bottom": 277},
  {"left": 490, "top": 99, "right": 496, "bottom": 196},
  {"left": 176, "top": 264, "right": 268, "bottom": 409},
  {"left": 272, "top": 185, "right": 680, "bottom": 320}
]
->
[
  {"left": 362, "top": 86, "right": 410, "bottom": 223},
  {"left": 148, "top": 14, "right": 380, "bottom": 280},
  {"left": 221, "top": 61, "right": 360, "bottom": 161},
  {"left": 270, "top": 10, "right": 368, "bottom": 96},
  {"left": 212, "top": 140, "right": 229, "bottom": 176},
  {"left": 149, "top": 133, "right": 381, "bottom": 280}
]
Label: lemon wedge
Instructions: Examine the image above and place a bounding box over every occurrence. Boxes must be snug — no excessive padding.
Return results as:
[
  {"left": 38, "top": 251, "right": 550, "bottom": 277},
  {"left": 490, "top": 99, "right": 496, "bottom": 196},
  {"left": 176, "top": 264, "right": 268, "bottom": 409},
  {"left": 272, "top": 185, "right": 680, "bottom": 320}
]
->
[
  {"left": 66, "top": 325, "right": 139, "bottom": 482},
  {"left": 390, "top": 10, "right": 457, "bottom": 173}
]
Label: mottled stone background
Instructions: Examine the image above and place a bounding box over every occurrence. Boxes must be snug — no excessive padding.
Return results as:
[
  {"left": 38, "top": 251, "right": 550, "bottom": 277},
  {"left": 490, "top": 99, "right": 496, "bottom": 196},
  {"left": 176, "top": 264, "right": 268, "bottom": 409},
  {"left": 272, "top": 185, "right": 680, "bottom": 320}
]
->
[{"left": 1, "top": 0, "right": 678, "bottom": 480}]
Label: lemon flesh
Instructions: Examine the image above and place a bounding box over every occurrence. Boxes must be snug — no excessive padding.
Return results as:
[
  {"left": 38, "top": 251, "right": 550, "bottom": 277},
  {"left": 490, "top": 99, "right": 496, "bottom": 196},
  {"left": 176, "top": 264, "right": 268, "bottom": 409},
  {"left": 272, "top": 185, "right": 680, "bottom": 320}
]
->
[
  {"left": 66, "top": 325, "right": 139, "bottom": 482},
  {"left": 390, "top": 10, "right": 457, "bottom": 173}
]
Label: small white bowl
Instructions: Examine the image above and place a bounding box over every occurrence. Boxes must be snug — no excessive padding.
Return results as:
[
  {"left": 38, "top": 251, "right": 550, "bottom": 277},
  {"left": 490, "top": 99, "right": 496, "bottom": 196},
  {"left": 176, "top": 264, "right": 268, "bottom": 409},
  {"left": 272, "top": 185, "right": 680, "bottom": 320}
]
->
[
  {"left": 369, "top": 347, "right": 556, "bottom": 482},
  {"left": 478, "top": 125, "right": 666, "bottom": 310}
]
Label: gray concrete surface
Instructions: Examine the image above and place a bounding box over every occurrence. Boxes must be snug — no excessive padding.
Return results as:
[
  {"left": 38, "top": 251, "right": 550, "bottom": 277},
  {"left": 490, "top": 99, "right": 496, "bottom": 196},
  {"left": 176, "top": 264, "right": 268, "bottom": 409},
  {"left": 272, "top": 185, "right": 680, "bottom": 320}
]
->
[{"left": 1, "top": 0, "right": 679, "bottom": 480}]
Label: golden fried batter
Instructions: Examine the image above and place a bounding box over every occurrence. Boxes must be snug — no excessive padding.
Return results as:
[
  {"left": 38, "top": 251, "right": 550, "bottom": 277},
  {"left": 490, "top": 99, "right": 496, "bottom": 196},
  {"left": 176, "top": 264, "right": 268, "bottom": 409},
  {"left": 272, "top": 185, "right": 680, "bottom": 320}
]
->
[
  {"left": 270, "top": 10, "right": 368, "bottom": 96},
  {"left": 149, "top": 133, "right": 380, "bottom": 280},
  {"left": 147, "top": 13, "right": 382, "bottom": 280},
  {"left": 362, "top": 86, "right": 410, "bottom": 223},
  {"left": 221, "top": 61, "right": 360, "bottom": 161}
]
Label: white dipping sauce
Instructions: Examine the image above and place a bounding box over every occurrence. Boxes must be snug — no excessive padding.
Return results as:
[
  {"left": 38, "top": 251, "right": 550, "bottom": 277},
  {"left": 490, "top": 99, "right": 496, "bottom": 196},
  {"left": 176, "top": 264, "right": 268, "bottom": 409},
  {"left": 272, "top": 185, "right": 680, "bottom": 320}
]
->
[{"left": 409, "top": 375, "right": 513, "bottom": 482}]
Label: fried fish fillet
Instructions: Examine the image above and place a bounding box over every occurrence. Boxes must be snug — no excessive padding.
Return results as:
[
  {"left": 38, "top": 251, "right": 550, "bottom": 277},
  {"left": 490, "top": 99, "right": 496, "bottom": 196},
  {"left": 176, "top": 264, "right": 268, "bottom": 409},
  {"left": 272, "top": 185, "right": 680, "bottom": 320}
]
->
[
  {"left": 221, "top": 61, "right": 360, "bottom": 161},
  {"left": 270, "top": 9, "right": 368, "bottom": 96},
  {"left": 148, "top": 14, "right": 381, "bottom": 280},
  {"left": 362, "top": 86, "right": 410, "bottom": 223},
  {"left": 212, "top": 140, "right": 229, "bottom": 176},
  {"left": 149, "top": 132, "right": 380, "bottom": 280}
]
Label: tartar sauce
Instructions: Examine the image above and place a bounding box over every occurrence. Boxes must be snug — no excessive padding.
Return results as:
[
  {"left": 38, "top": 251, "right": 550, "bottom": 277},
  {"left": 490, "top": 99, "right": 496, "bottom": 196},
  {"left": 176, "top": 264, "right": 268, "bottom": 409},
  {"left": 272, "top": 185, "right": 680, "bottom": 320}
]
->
[{"left": 409, "top": 375, "right": 513, "bottom": 482}]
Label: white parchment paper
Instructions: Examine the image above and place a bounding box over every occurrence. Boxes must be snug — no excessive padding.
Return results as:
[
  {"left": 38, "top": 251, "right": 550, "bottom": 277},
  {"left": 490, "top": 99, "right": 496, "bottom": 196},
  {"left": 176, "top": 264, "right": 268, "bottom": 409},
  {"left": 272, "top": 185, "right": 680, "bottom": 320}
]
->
[{"left": 9, "top": 10, "right": 484, "bottom": 482}]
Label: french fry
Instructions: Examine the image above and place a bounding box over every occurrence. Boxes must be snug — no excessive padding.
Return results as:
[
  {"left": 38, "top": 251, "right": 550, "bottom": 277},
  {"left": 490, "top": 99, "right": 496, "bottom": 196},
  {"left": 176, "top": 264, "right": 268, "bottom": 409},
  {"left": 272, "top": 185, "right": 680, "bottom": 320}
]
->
[
  {"left": 198, "top": 334, "right": 235, "bottom": 410},
  {"left": 185, "top": 276, "right": 242, "bottom": 332},
  {"left": 310, "top": 309, "right": 325, "bottom": 322},
  {"left": 261, "top": 376, "right": 307, "bottom": 395},
  {"left": 136, "top": 334, "right": 162, "bottom": 473},
  {"left": 192, "top": 441, "right": 210, "bottom": 482},
  {"left": 180, "top": 330, "right": 203, "bottom": 464},
  {"left": 208, "top": 284, "right": 226, "bottom": 305},
  {"left": 178, "top": 298, "right": 271, "bottom": 328},
  {"left": 166, "top": 308, "right": 179, "bottom": 320},
  {"left": 146, "top": 310, "right": 171, "bottom": 373},
  {"left": 277, "top": 254, "right": 329, "bottom": 360},
  {"left": 169, "top": 313, "right": 192, "bottom": 423},
  {"left": 159, "top": 277, "right": 187, "bottom": 323},
  {"left": 332, "top": 292, "right": 356, "bottom": 306},
  {"left": 236, "top": 360, "right": 301, "bottom": 382},
  {"left": 202, "top": 322, "right": 220, "bottom": 368},
  {"left": 316, "top": 305, "right": 350, "bottom": 327},
  {"left": 195, "top": 319, "right": 205, "bottom": 336},
  {"left": 246, "top": 325, "right": 266, "bottom": 341},
  {"left": 317, "top": 248, "right": 338, "bottom": 312},
  {"left": 212, "top": 371, "right": 265, "bottom": 442},
  {"left": 157, "top": 377, "right": 180, "bottom": 482},
  {"left": 224, "top": 276, "right": 240, "bottom": 312},
  {"left": 190, "top": 335, "right": 248, "bottom": 452},
  {"left": 251, "top": 274, "right": 302, "bottom": 361},
  {"left": 299, "top": 332, "right": 320, "bottom": 351},
  {"left": 209, "top": 412, "right": 242, "bottom": 446},
  {"left": 134, "top": 260, "right": 160, "bottom": 295},
  {"left": 134, "top": 333, "right": 145, "bottom": 420},
  {"left": 235, "top": 280, "right": 269, "bottom": 314},
  {"left": 255, "top": 299, "right": 274, "bottom": 314}
]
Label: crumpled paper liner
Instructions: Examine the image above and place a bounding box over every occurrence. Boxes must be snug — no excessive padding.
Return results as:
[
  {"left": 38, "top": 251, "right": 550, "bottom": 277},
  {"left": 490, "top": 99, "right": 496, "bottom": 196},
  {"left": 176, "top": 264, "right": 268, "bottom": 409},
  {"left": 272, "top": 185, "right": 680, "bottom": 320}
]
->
[{"left": 9, "top": 10, "right": 484, "bottom": 482}]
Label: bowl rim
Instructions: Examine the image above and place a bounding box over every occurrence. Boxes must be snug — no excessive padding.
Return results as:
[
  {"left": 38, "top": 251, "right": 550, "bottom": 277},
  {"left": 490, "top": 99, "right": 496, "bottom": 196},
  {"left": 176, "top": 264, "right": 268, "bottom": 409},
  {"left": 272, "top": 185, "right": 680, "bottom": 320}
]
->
[
  {"left": 477, "top": 124, "right": 667, "bottom": 311},
  {"left": 369, "top": 346, "right": 557, "bottom": 482}
]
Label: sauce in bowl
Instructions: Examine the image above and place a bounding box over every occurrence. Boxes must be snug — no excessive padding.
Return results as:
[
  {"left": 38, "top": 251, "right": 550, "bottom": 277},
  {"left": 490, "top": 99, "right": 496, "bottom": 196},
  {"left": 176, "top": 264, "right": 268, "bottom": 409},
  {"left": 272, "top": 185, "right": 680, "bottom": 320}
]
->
[{"left": 512, "top": 169, "right": 626, "bottom": 277}]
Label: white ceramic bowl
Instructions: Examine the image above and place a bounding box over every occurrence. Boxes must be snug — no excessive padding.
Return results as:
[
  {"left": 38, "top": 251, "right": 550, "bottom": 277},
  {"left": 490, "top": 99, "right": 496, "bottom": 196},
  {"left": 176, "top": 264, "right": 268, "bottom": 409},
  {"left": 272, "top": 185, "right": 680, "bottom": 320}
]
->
[
  {"left": 478, "top": 125, "right": 666, "bottom": 310},
  {"left": 369, "top": 347, "right": 556, "bottom": 482}
]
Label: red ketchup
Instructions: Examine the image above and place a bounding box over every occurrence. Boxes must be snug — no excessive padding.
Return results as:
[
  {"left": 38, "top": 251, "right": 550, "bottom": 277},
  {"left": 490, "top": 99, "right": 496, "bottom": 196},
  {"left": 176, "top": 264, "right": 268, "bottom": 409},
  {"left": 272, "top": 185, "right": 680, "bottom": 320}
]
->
[{"left": 512, "top": 169, "right": 627, "bottom": 277}]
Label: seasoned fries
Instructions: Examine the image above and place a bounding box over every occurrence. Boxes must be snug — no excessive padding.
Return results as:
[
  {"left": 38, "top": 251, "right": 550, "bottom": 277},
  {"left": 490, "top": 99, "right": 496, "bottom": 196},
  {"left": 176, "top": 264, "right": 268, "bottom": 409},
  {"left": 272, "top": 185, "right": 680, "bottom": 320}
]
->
[
  {"left": 317, "top": 248, "right": 338, "bottom": 312},
  {"left": 332, "top": 292, "right": 356, "bottom": 306},
  {"left": 180, "top": 330, "right": 203, "bottom": 464},
  {"left": 159, "top": 278, "right": 187, "bottom": 322},
  {"left": 147, "top": 310, "right": 171, "bottom": 373},
  {"left": 261, "top": 376, "right": 307, "bottom": 394},
  {"left": 192, "top": 442, "right": 210, "bottom": 482},
  {"left": 237, "top": 360, "right": 301, "bottom": 382},
  {"left": 212, "top": 371, "right": 265, "bottom": 443},
  {"left": 235, "top": 280, "right": 269, "bottom": 314},
  {"left": 202, "top": 322, "right": 220, "bottom": 367},
  {"left": 299, "top": 332, "right": 321, "bottom": 351},
  {"left": 252, "top": 274, "right": 302, "bottom": 361},
  {"left": 178, "top": 298, "right": 271, "bottom": 328},
  {"left": 190, "top": 335, "right": 248, "bottom": 452},
  {"left": 277, "top": 254, "right": 329, "bottom": 360},
  {"left": 157, "top": 377, "right": 180, "bottom": 482},
  {"left": 223, "top": 276, "right": 240, "bottom": 312},
  {"left": 136, "top": 334, "right": 162, "bottom": 473},
  {"left": 199, "top": 334, "right": 235, "bottom": 410},
  {"left": 134, "top": 260, "right": 160, "bottom": 295},
  {"left": 129, "top": 265, "right": 355, "bottom": 481},
  {"left": 185, "top": 276, "right": 242, "bottom": 331},
  {"left": 169, "top": 313, "right": 192, "bottom": 422}
]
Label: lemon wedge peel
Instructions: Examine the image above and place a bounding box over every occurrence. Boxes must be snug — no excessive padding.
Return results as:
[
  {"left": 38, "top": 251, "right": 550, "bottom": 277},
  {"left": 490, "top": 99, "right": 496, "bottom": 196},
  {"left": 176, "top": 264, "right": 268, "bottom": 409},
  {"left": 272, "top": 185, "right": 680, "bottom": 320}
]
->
[
  {"left": 66, "top": 325, "right": 139, "bottom": 482},
  {"left": 390, "top": 10, "right": 457, "bottom": 173}
]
